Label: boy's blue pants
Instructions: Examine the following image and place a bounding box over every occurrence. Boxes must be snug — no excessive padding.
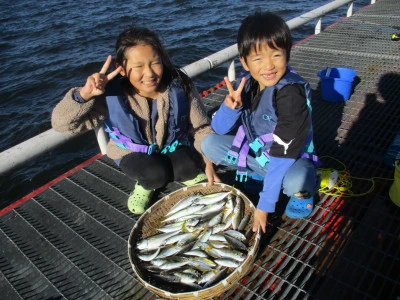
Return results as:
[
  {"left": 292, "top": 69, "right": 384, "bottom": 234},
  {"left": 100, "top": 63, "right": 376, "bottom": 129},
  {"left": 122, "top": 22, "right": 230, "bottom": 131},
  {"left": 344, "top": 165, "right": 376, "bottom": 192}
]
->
[{"left": 201, "top": 133, "right": 318, "bottom": 197}]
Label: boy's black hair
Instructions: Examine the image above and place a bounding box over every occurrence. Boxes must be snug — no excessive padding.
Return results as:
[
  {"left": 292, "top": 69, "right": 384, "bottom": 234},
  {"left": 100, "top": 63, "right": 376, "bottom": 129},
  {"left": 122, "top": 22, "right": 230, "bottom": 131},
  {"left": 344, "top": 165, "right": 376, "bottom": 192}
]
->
[{"left": 237, "top": 11, "right": 292, "bottom": 62}]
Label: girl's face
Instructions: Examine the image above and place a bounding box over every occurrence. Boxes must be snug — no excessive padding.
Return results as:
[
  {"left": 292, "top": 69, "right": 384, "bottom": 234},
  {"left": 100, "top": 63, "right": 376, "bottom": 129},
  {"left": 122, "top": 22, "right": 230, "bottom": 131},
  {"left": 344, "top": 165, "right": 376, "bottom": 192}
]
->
[
  {"left": 240, "top": 42, "right": 287, "bottom": 91},
  {"left": 119, "top": 44, "right": 163, "bottom": 99}
]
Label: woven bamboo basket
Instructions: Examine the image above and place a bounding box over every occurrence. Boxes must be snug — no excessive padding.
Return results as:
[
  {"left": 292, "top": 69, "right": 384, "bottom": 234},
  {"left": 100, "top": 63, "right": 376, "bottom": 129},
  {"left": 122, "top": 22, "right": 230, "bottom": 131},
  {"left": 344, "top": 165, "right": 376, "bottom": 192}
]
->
[{"left": 128, "top": 182, "right": 261, "bottom": 299}]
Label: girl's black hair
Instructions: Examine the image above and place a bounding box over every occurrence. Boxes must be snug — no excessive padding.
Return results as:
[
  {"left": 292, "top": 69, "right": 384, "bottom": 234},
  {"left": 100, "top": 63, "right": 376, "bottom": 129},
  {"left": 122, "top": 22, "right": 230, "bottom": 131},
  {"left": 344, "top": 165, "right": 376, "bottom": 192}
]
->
[
  {"left": 237, "top": 11, "right": 292, "bottom": 62},
  {"left": 115, "top": 26, "right": 194, "bottom": 99}
]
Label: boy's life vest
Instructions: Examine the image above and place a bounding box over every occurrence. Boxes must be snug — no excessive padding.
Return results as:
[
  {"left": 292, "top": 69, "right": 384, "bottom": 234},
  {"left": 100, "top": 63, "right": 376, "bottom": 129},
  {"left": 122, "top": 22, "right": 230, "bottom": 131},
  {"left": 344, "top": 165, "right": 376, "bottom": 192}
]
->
[
  {"left": 225, "top": 68, "right": 319, "bottom": 182},
  {"left": 104, "top": 77, "right": 190, "bottom": 155}
]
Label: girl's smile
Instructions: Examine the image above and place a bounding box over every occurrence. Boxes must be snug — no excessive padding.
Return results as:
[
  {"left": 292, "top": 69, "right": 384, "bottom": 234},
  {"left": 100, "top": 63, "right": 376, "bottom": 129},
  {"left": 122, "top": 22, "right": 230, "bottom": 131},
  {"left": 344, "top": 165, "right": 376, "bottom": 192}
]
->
[{"left": 119, "top": 44, "right": 163, "bottom": 99}]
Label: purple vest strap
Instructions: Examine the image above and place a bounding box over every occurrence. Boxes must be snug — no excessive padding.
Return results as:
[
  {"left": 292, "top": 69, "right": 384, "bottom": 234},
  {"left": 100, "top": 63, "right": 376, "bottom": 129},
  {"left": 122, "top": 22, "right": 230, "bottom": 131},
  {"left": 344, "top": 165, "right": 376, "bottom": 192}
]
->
[{"left": 105, "top": 126, "right": 156, "bottom": 154}]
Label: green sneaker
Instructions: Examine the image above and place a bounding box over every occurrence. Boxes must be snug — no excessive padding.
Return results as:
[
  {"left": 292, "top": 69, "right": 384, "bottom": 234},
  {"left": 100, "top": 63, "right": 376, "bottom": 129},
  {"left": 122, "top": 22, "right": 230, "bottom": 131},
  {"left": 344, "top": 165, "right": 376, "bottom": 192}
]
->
[
  {"left": 127, "top": 183, "right": 154, "bottom": 214},
  {"left": 182, "top": 172, "right": 208, "bottom": 186}
]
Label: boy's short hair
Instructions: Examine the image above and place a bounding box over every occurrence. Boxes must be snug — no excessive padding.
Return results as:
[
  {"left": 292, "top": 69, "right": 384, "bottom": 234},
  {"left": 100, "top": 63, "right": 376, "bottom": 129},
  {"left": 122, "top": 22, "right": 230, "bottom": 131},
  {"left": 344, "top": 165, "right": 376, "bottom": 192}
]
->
[{"left": 237, "top": 11, "right": 292, "bottom": 62}]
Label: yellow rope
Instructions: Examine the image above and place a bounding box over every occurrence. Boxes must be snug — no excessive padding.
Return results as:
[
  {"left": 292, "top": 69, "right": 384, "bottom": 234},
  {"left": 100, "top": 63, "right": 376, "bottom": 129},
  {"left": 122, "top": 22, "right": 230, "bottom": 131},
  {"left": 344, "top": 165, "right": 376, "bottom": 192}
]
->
[{"left": 317, "top": 156, "right": 393, "bottom": 197}]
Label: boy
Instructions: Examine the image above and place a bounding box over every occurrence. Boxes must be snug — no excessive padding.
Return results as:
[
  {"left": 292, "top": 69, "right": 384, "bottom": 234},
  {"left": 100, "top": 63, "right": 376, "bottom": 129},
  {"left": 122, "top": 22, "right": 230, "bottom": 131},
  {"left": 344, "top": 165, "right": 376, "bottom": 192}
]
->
[{"left": 201, "top": 11, "right": 319, "bottom": 233}]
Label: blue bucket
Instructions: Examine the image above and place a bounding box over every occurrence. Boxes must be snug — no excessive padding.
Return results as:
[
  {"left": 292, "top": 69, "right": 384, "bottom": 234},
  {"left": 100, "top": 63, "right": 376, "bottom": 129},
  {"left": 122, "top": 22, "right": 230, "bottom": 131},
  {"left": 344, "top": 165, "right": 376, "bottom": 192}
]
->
[{"left": 317, "top": 67, "right": 357, "bottom": 102}]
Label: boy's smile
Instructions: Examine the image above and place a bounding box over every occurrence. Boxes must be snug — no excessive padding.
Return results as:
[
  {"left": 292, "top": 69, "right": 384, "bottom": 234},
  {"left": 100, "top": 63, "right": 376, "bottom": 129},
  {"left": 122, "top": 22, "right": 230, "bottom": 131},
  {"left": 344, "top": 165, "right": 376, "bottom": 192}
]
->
[{"left": 240, "top": 42, "right": 287, "bottom": 91}]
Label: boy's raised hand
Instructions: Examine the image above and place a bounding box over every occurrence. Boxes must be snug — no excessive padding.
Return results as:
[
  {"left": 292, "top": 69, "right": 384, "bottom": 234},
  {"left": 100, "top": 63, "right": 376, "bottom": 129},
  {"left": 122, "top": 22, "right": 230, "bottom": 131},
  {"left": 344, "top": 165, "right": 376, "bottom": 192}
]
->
[
  {"left": 223, "top": 76, "right": 246, "bottom": 109},
  {"left": 79, "top": 55, "right": 122, "bottom": 101}
]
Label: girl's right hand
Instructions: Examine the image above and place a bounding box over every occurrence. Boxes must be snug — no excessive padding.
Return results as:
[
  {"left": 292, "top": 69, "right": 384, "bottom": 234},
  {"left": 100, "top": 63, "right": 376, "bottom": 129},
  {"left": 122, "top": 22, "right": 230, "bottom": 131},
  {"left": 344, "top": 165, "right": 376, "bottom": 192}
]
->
[
  {"left": 79, "top": 55, "right": 122, "bottom": 101},
  {"left": 223, "top": 76, "right": 246, "bottom": 109}
]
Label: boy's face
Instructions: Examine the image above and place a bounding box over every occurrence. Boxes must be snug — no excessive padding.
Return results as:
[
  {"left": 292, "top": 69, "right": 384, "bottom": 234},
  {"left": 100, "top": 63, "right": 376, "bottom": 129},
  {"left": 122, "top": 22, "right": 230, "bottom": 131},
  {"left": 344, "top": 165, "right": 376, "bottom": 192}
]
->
[{"left": 240, "top": 42, "right": 287, "bottom": 91}]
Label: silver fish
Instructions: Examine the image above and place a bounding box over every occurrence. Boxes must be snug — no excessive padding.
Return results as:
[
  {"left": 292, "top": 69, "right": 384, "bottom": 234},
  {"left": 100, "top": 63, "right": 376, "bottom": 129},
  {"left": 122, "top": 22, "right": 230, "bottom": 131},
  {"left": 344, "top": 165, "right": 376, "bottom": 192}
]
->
[
  {"left": 137, "top": 231, "right": 179, "bottom": 251},
  {"left": 238, "top": 214, "right": 250, "bottom": 231},
  {"left": 158, "top": 221, "right": 185, "bottom": 233},
  {"left": 184, "top": 249, "right": 208, "bottom": 258},
  {"left": 223, "top": 213, "right": 233, "bottom": 230},
  {"left": 224, "top": 229, "right": 247, "bottom": 242},
  {"left": 173, "top": 271, "right": 199, "bottom": 283},
  {"left": 214, "top": 248, "right": 246, "bottom": 262},
  {"left": 185, "top": 218, "right": 200, "bottom": 227},
  {"left": 163, "top": 204, "right": 205, "bottom": 222},
  {"left": 208, "top": 234, "right": 227, "bottom": 242},
  {"left": 198, "top": 228, "right": 213, "bottom": 243},
  {"left": 194, "top": 191, "right": 231, "bottom": 205},
  {"left": 156, "top": 242, "right": 195, "bottom": 259},
  {"left": 208, "top": 240, "right": 231, "bottom": 249},
  {"left": 187, "top": 261, "right": 215, "bottom": 272},
  {"left": 182, "top": 221, "right": 205, "bottom": 233},
  {"left": 198, "top": 269, "right": 218, "bottom": 284},
  {"left": 223, "top": 234, "right": 248, "bottom": 252},
  {"left": 180, "top": 268, "right": 201, "bottom": 278},
  {"left": 203, "top": 268, "right": 229, "bottom": 288},
  {"left": 211, "top": 223, "right": 229, "bottom": 234},
  {"left": 166, "top": 194, "right": 202, "bottom": 216},
  {"left": 188, "top": 256, "right": 217, "bottom": 267},
  {"left": 207, "top": 212, "right": 224, "bottom": 227},
  {"left": 197, "top": 201, "right": 226, "bottom": 216},
  {"left": 214, "top": 258, "right": 240, "bottom": 268},
  {"left": 177, "top": 231, "right": 202, "bottom": 246},
  {"left": 153, "top": 258, "right": 191, "bottom": 271},
  {"left": 231, "top": 196, "right": 243, "bottom": 230},
  {"left": 165, "top": 231, "right": 200, "bottom": 246},
  {"left": 222, "top": 194, "right": 234, "bottom": 222},
  {"left": 137, "top": 248, "right": 161, "bottom": 261},
  {"left": 198, "top": 242, "right": 221, "bottom": 259}
]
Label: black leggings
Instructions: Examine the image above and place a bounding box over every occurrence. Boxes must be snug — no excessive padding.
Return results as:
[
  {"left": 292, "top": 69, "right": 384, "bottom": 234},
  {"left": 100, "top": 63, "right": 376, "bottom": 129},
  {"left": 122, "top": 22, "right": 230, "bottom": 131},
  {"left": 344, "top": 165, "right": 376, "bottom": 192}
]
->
[{"left": 119, "top": 148, "right": 200, "bottom": 190}]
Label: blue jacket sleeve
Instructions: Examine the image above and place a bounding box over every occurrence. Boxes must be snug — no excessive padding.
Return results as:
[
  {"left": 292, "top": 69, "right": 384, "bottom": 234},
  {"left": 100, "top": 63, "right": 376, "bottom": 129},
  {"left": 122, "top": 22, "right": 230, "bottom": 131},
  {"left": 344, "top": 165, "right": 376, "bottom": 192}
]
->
[
  {"left": 257, "top": 156, "right": 295, "bottom": 212},
  {"left": 211, "top": 102, "right": 242, "bottom": 134}
]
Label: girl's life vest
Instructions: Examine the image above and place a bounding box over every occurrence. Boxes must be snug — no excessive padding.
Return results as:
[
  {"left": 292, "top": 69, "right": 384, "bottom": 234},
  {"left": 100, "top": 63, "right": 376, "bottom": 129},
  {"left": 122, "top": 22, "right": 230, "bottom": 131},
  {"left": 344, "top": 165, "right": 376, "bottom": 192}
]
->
[
  {"left": 104, "top": 78, "right": 190, "bottom": 155},
  {"left": 225, "top": 69, "right": 319, "bottom": 182}
]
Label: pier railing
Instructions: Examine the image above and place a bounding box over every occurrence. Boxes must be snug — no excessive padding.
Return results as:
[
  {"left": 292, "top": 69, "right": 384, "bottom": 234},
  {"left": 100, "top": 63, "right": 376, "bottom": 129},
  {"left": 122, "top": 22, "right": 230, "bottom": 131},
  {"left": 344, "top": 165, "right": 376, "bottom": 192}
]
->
[{"left": 0, "top": 0, "right": 375, "bottom": 176}]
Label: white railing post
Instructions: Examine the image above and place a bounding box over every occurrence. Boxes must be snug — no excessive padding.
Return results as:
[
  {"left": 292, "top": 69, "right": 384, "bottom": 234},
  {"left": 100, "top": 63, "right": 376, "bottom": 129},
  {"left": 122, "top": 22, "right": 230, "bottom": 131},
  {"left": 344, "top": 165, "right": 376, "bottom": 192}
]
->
[
  {"left": 347, "top": 2, "right": 354, "bottom": 17},
  {"left": 228, "top": 59, "right": 236, "bottom": 81},
  {"left": 315, "top": 17, "right": 322, "bottom": 34},
  {"left": 94, "top": 125, "right": 108, "bottom": 154}
]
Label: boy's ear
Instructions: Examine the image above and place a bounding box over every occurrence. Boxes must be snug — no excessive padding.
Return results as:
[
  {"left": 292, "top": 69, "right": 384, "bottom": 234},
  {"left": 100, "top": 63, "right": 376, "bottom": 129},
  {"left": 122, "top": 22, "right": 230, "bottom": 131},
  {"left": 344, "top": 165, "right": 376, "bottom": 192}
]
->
[{"left": 239, "top": 56, "right": 250, "bottom": 71}]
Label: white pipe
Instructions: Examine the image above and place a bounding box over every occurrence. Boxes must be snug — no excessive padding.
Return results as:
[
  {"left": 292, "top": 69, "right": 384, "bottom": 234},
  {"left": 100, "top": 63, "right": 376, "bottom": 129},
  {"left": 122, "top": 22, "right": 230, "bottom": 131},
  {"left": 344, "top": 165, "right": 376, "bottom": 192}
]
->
[
  {"left": 0, "top": 129, "right": 78, "bottom": 175},
  {"left": 182, "top": 44, "right": 239, "bottom": 78},
  {"left": 286, "top": 0, "right": 353, "bottom": 29}
]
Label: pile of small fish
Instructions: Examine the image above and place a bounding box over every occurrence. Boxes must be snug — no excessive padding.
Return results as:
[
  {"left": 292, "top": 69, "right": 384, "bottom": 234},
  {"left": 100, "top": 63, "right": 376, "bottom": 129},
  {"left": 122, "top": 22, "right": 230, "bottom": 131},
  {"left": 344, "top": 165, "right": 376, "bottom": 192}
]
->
[{"left": 135, "top": 191, "right": 255, "bottom": 291}]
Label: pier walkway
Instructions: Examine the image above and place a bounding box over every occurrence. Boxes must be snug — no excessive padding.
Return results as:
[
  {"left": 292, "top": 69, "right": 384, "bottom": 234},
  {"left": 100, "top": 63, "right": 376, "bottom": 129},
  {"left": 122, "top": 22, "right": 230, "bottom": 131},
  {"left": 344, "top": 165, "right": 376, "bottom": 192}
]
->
[{"left": 1, "top": 0, "right": 400, "bottom": 299}]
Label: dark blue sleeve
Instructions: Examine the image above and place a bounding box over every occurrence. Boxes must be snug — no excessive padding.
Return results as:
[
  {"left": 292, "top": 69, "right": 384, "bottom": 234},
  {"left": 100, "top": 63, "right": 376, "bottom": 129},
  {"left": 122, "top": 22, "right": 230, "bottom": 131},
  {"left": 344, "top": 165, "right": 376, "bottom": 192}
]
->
[
  {"left": 72, "top": 90, "right": 86, "bottom": 103},
  {"left": 257, "top": 156, "right": 295, "bottom": 212},
  {"left": 211, "top": 102, "right": 242, "bottom": 134}
]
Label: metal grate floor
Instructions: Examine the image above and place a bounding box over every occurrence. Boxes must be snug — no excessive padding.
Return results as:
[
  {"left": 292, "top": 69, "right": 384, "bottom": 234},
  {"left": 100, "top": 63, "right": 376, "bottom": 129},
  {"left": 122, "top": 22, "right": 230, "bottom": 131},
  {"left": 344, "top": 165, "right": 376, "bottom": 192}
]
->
[{"left": 1, "top": 0, "right": 400, "bottom": 299}]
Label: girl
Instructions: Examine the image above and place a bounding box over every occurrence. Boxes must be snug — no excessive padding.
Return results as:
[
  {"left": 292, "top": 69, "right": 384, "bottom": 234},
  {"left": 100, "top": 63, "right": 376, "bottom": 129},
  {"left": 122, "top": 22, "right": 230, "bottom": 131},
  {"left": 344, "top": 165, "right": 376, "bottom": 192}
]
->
[{"left": 52, "top": 26, "right": 220, "bottom": 214}]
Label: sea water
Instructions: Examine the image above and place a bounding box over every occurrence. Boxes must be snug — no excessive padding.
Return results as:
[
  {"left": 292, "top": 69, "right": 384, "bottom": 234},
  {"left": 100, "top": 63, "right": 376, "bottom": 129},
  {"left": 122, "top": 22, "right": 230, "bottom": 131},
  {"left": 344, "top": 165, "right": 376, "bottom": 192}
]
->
[{"left": 0, "top": 0, "right": 371, "bottom": 207}]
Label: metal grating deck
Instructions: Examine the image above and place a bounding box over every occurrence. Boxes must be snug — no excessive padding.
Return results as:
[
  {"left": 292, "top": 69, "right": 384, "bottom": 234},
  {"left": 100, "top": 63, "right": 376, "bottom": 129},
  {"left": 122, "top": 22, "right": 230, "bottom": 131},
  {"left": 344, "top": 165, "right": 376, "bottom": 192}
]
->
[{"left": 1, "top": 0, "right": 400, "bottom": 299}]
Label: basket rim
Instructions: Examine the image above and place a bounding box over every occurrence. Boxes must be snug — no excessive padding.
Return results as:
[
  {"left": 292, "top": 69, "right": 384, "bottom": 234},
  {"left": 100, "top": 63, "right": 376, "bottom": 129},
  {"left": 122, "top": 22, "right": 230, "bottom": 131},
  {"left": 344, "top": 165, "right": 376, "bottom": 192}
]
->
[{"left": 127, "top": 182, "right": 261, "bottom": 298}]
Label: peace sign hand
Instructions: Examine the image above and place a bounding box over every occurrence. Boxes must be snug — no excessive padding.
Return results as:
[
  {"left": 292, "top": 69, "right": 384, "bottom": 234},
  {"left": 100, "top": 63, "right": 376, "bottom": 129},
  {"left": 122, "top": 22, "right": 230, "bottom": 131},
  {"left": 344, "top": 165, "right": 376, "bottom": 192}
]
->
[
  {"left": 79, "top": 55, "right": 122, "bottom": 101},
  {"left": 223, "top": 76, "right": 246, "bottom": 109}
]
